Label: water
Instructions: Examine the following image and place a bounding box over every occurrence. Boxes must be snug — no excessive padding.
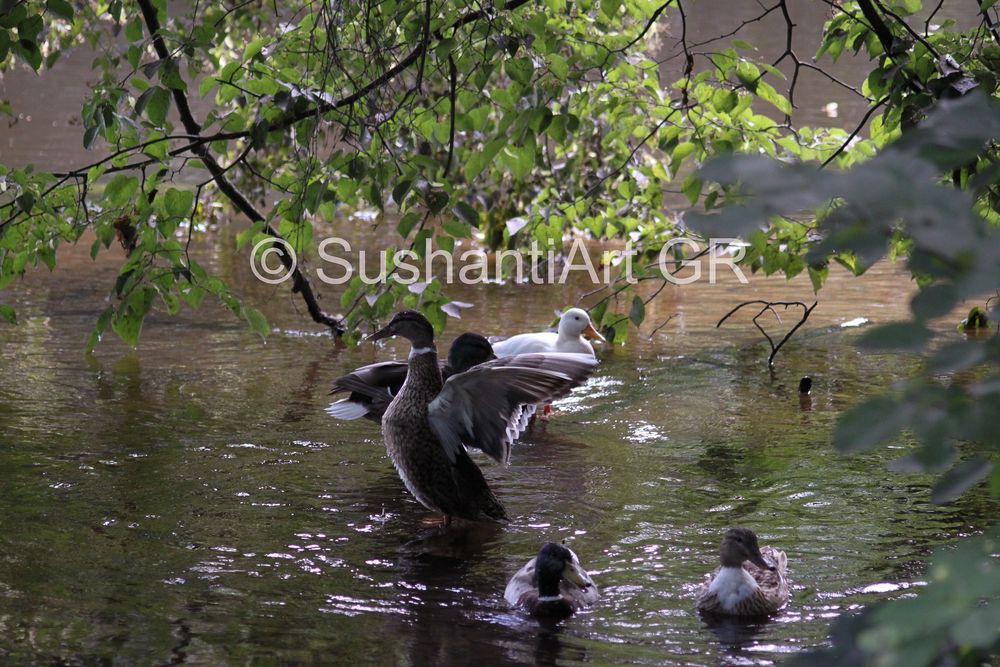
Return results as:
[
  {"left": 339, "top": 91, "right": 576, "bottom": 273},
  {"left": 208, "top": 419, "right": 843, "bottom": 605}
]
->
[
  {"left": 1, "top": 232, "right": 995, "bottom": 665},
  {"left": 2, "top": 2, "right": 994, "bottom": 663}
]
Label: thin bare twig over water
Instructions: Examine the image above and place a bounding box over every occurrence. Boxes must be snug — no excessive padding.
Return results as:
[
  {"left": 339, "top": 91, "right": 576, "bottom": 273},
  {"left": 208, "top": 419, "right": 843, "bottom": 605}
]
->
[{"left": 717, "top": 300, "right": 818, "bottom": 367}]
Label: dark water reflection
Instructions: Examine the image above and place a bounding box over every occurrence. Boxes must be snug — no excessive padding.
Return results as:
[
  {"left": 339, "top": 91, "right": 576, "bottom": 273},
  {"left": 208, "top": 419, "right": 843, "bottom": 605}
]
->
[{"left": 1, "top": 231, "right": 996, "bottom": 665}]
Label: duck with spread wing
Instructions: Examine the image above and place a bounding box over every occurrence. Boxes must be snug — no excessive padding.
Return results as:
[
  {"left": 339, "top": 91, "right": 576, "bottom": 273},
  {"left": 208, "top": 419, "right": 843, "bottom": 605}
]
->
[{"left": 367, "top": 310, "right": 597, "bottom": 524}]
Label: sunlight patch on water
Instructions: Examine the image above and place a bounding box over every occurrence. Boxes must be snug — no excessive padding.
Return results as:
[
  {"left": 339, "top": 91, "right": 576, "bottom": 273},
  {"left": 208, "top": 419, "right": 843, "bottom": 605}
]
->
[
  {"left": 321, "top": 594, "right": 412, "bottom": 617},
  {"left": 627, "top": 421, "right": 665, "bottom": 443},
  {"left": 856, "top": 580, "right": 926, "bottom": 595}
]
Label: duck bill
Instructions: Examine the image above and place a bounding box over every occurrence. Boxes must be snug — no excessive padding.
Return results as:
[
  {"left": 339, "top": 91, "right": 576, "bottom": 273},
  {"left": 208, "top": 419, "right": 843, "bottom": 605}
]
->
[
  {"left": 749, "top": 551, "right": 774, "bottom": 572},
  {"left": 366, "top": 325, "right": 393, "bottom": 342},
  {"left": 582, "top": 322, "right": 607, "bottom": 343},
  {"left": 562, "top": 562, "right": 592, "bottom": 589}
]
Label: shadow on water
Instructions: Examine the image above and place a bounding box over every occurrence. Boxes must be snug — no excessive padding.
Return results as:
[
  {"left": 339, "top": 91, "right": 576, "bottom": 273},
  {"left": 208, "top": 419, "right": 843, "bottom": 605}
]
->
[{"left": 701, "top": 615, "right": 772, "bottom": 664}]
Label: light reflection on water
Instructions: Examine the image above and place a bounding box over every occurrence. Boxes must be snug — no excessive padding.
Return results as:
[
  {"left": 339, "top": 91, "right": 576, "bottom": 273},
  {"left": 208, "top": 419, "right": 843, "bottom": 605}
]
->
[{"left": 1, "top": 231, "right": 997, "bottom": 665}]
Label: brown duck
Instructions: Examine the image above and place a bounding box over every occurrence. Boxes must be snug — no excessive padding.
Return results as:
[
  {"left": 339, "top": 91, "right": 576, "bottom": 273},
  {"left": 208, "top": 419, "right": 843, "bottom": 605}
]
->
[
  {"left": 368, "top": 310, "right": 597, "bottom": 523},
  {"left": 695, "top": 527, "right": 790, "bottom": 617}
]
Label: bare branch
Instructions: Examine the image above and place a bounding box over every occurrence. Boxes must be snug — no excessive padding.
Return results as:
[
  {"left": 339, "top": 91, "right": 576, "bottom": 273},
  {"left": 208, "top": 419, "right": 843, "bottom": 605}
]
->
[{"left": 717, "top": 300, "right": 818, "bottom": 367}]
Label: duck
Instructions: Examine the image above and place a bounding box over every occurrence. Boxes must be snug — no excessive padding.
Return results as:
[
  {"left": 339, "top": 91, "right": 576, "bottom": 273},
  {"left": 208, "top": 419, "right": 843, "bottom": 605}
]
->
[
  {"left": 492, "top": 308, "right": 606, "bottom": 358},
  {"left": 368, "top": 310, "right": 598, "bottom": 523},
  {"left": 504, "top": 542, "right": 600, "bottom": 617},
  {"left": 695, "top": 527, "right": 789, "bottom": 617},
  {"left": 327, "top": 332, "right": 496, "bottom": 423}
]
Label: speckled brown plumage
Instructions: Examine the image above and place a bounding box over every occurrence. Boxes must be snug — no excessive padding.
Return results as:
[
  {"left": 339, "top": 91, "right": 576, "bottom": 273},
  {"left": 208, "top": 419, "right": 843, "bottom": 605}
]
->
[
  {"left": 695, "top": 528, "right": 789, "bottom": 617},
  {"left": 382, "top": 349, "right": 509, "bottom": 522}
]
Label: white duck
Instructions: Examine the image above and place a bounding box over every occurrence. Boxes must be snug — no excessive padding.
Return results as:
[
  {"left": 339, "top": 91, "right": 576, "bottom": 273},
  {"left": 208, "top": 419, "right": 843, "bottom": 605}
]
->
[{"left": 492, "top": 308, "right": 605, "bottom": 358}]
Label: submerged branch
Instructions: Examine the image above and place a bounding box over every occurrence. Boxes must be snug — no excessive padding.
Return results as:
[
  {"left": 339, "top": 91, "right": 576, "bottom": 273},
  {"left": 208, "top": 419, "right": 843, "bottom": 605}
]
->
[{"left": 717, "top": 300, "right": 818, "bottom": 367}]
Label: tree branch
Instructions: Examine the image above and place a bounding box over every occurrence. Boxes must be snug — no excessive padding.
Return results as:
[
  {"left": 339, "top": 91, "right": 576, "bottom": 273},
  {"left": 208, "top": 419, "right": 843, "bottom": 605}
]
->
[
  {"left": 717, "top": 300, "right": 818, "bottom": 367},
  {"left": 136, "top": 0, "right": 343, "bottom": 332}
]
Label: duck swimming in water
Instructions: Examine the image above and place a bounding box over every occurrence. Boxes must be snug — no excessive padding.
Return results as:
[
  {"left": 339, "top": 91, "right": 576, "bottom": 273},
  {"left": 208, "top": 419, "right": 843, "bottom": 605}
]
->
[
  {"left": 369, "top": 310, "right": 598, "bottom": 523},
  {"left": 327, "top": 332, "right": 496, "bottom": 423},
  {"left": 492, "top": 308, "right": 605, "bottom": 358},
  {"left": 504, "top": 542, "right": 600, "bottom": 617},
  {"left": 695, "top": 527, "right": 789, "bottom": 617}
]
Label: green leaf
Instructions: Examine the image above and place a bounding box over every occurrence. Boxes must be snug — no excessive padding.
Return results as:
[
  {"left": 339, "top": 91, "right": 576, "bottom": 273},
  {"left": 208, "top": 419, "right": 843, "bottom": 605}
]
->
[
  {"left": 145, "top": 86, "right": 170, "bottom": 126},
  {"left": 15, "top": 192, "right": 34, "bottom": 213},
  {"left": 398, "top": 211, "right": 421, "bottom": 238},
  {"left": 910, "top": 283, "right": 957, "bottom": 321},
  {"left": 681, "top": 174, "right": 702, "bottom": 204},
  {"left": 442, "top": 218, "right": 472, "bottom": 238},
  {"left": 452, "top": 201, "right": 480, "bottom": 227},
  {"left": 629, "top": 295, "right": 645, "bottom": 327},
  {"left": 981, "top": 0, "right": 999, "bottom": 9},
  {"left": 124, "top": 16, "right": 143, "bottom": 41},
  {"left": 500, "top": 143, "right": 535, "bottom": 180},
  {"left": 756, "top": 80, "right": 792, "bottom": 115},
  {"left": 547, "top": 53, "right": 568, "bottom": 80},
  {"left": 198, "top": 75, "right": 216, "bottom": 98},
  {"left": 931, "top": 457, "right": 993, "bottom": 504},
  {"left": 243, "top": 306, "right": 270, "bottom": 339},
  {"left": 46, "top": 0, "right": 74, "bottom": 20},
  {"left": 159, "top": 59, "right": 187, "bottom": 91},
  {"left": 807, "top": 264, "right": 828, "bottom": 292},
  {"left": 505, "top": 57, "right": 533, "bottom": 85},
  {"left": 0, "top": 304, "right": 15, "bottom": 324},
  {"left": 103, "top": 175, "right": 139, "bottom": 208},
  {"left": 112, "top": 286, "right": 156, "bottom": 346},
  {"left": 164, "top": 188, "right": 194, "bottom": 218},
  {"left": 857, "top": 322, "right": 932, "bottom": 352},
  {"left": 392, "top": 178, "right": 412, "bottom": 206},
  {"left": 244, "top": 37, "right": 265, "bottom": 60},
  {"left": 143, "top": 134, "right": 167, "bottom": 161},
  {"left": 834, "top": 395, "right": 915, "bottom": 452},
  {"left": 465, "top": 137, "right": 506, "bottom": 181},
  {"left": 86, "top": 306, "right": 114, "bottom": 353}
]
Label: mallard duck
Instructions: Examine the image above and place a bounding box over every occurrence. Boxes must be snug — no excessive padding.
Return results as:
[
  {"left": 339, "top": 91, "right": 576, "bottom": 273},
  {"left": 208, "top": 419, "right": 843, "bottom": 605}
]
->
[
  {"left": 492, "top": 308, "right": 606, "bottom": 358},
  {"left": 327, "top": 332, "right": 496, "bottom": 423},
  {"left": 695, "top": 527, "right": 789, "bottom": 617},
  {"left": 369, "top": 310, "right": 598, "bottom": 523},
  {"left": 504, "top": 542, "right": 600, "bottom": 617}
]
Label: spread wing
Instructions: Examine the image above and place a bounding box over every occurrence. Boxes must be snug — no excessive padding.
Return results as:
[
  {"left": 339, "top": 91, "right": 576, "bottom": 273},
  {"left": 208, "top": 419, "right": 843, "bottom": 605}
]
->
[
  {"left": 427, "top": 352, "right": 597, "bottom": 466},
  {"left": 327, "top": 361, "right": 408, "bottom": 422}
]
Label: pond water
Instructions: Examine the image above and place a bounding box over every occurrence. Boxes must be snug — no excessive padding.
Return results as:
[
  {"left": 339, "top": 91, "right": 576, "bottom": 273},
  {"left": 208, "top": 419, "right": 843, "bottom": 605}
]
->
[
  {"left": 2, "top": 2, "right": 996, "bottom": 664},
  {"left": 1, "top": 232, "right": 996, "bottom": 665}
]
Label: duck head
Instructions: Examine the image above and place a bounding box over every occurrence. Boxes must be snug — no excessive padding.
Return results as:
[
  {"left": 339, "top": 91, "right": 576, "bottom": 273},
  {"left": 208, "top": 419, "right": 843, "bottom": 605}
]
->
[
  {"left": 535, "top": 542, "right": 592, "bottom": 597},
  {"left": 447, "top": 332, "right": 496, "bottom": 373},
  {"left": 368, "top": 310, "right": 435, "bottom": 348},
  {"left": 557, "top": 308, "right": 606, "bottom": 343},
  {"left": 719, "top": 527, "right": 774, "bottom": 570}
]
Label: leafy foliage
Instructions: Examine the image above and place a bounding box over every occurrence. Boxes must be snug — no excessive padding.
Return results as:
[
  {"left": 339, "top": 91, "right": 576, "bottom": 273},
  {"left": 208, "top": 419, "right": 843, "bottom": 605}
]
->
[{"left": 0, "top": 0, "right": 895, "bottom": 343}]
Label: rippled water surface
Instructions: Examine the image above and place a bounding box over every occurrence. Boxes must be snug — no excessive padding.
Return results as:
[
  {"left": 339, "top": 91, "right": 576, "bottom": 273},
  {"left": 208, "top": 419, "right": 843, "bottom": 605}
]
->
[{"left": 1, "top": 234, "right": 996, "bottom": 666}]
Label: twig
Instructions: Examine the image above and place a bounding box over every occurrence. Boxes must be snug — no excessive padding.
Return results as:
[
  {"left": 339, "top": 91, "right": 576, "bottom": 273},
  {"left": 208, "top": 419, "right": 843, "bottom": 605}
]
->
[
  {"left": 647, "top": 313, "right": 677, "bottom": 340},
  {"left": 717, "top": 299, "right": 818, "bottom": 367},
  {"left": 977, "top": 0, "right": 1000, "bottom": 45}
]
